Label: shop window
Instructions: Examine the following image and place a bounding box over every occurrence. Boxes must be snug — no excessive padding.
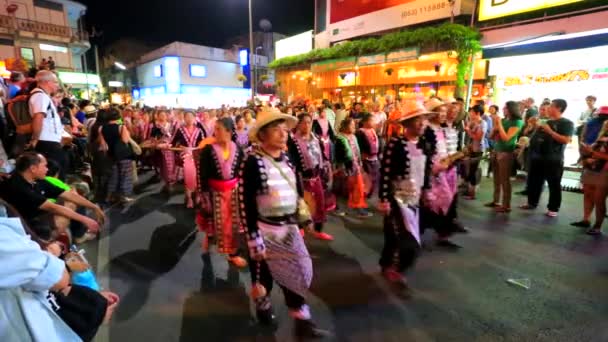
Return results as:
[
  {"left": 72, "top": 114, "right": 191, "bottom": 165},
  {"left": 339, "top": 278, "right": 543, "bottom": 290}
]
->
[
  {"left": 153, "top": 65, "right": 163, "bottom": 78},
  {"left": 20, "top": 47, "right": 34, "bottom": 64},
  {"left": 189, "top": 64, "right": 207, "bottom": 78}
]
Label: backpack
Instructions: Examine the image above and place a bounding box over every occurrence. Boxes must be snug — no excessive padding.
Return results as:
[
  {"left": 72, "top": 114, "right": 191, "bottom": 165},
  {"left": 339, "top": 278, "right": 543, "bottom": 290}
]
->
[{"left": 6, "top": 89, "right": 46, "bottom": 135}]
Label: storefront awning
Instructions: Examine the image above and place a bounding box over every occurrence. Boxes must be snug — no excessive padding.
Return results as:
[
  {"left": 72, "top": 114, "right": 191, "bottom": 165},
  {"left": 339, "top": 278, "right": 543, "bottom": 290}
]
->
[
  {"left": 483, "top": 31, "right": 608, "bottom": 59},
  {"left": 58, "top": 71, "right": 101, "bottom": 87}
]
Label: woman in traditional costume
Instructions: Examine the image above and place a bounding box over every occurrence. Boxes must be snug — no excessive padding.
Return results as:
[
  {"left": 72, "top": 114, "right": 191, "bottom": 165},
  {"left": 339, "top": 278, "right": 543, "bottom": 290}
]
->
[
  {"left": 171, "top": 110, "right": 204, "bottom": 208},
  {"left": 151, "top": 110, "right": 178, "bottom": 193},
  {"left": 233, "top": 115, "right": 250, "bottom": 150},
  {"left": 356, "top": 113, "right": 381, "bottom": 198},
  {"left": 198, "top": 118, "right": 247, "bottom": 268},
  {"left": 420, "top": 99, "right": 466, "bottom": 248},
  {"left": 288, "top": 113, "right": 333, "bottom": 241},
  {"left": 378, "top": 103, "right": 430, "bottom": 294},
  {"left": 241, "top": 110, "right": 327, "bottom": 338},
  {"left": 334, "top": 118, "right": 371, "bottom": 217}
]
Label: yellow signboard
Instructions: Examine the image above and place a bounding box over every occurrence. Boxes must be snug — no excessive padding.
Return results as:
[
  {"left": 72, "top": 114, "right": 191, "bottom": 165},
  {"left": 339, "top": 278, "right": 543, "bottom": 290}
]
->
[{"left": 478, "top": 0, "right": 583, "bottom": 21}]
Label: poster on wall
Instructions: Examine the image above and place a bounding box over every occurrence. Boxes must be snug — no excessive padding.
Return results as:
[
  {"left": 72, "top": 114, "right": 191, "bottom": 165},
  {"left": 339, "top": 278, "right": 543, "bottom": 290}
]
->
[{"left": 329, "top": 0, "right": 465, "bottom": 42}]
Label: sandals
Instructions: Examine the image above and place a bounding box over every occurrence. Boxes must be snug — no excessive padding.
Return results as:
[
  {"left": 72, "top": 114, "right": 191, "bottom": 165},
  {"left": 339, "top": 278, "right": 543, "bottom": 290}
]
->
[
  {"left": 484, "top": 202, "right": 499, "bottom": 208},
  {"left": 571, "top": 220, "right": 591, "bottom": 228},
  {"left": 586, "top": 227, "right": 602, "bottom": 236},
  {"left": 495, "top": 206, "right": 511, "bottom": 213}
]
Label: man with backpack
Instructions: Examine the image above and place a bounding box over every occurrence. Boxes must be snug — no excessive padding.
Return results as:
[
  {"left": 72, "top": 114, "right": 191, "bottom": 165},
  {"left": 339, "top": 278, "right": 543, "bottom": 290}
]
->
[{"left": 28, "top": 70, "right": 66, "bottom": 179}]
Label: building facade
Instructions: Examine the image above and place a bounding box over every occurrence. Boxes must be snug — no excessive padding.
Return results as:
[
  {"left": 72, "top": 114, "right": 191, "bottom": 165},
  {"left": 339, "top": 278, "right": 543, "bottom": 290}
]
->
[{"left": 133, "top": 42, "right": 266, "bottom": 108}]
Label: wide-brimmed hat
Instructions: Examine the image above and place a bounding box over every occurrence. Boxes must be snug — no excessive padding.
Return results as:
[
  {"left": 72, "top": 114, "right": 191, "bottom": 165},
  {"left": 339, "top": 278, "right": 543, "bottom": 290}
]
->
[
  {"left": 597, "top": 106, "right": 608, "bottom": 115},
  {"left": 397, "top": 100, "right": 434, "bottom": 123},
  {"left": 249, "top": 109, "right": 297, "bottom": 143},
  {"left": 83, "top": 105, "right": 97, "bottom": 115},
  {"left": 424, "top": 98, "right": 445, "bottom": 114}
]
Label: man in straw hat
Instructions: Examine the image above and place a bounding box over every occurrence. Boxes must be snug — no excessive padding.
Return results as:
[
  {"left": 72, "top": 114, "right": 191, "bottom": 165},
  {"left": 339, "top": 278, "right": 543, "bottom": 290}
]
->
[
  {"left": 378, "top": 101, "right": 432, "bottom": 294},
  {"left": 420, "top": 98, "right": 467, "bottom": 249},
  {"left": 240, "top": 109, "right": 329, "bottom": 338}
]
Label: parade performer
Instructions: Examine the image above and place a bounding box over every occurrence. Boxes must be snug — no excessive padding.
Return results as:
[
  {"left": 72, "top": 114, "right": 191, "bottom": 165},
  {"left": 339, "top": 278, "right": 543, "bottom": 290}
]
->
[
  {"left": 288, "top": 113, "right": 333, "bottom": 241},
  {"left": 171, "top": 110, "right": 204, "bottom": 208},
  {"left": 241, "top": 110, "right": 327, "bottom": 338},
  {"left": 150, "top": 110, "right": 179, "bottom": 193},
  {"left": 334, "top": 118, "right": 371, "bottom": 217},
  {"left": 420, "top": 99, "right": 466, "bottom": 248},
  {"left": 312, "top": 106, "right": 335, "bottom": 162},
  {"left": 356, "top": 113, "right": 381, "bottom": 198},
  {"left": 198, "top": 118, "right": 247, "bottom": 268},
  {"left": 378, "top": 103, "right": 430, "bottom": 292},
  {"left": 233, "top": 115, "right": 250, "bottom": 150}
]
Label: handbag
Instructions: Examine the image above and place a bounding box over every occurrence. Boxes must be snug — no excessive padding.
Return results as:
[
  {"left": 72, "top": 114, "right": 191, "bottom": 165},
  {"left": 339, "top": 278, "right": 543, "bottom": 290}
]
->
[
  {"left": 260, "top": 153, "right": 312, "bottom": 224},
  {"left": 52, "top": 284, "right": 108, "bottom": 342},
  {"left": 128, "top": 137, "right": 142, "bottom": 156}
]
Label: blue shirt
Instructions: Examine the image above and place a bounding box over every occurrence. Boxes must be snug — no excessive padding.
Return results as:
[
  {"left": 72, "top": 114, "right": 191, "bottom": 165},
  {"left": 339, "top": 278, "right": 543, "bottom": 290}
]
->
[
  {"left": 0, "top": 217, "right": 82, "bottom": 341},
  {"left": 8, "top": 84, "right": 20, "bottom": 99},
  {"left": 75, "top": 111, "right": 86, "bottom": 124}
]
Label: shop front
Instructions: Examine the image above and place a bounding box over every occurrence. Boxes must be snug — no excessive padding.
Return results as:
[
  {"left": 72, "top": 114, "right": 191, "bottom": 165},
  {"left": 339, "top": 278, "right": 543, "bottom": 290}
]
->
[{"left": 275, "top": 50, "right": 488, "bottom": 107}]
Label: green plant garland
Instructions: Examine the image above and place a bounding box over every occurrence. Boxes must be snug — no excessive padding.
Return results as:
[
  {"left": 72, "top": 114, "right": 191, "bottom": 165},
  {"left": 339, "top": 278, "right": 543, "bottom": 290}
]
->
[{"left": 269, "top": 23, "right": 482, "bottom": 93}]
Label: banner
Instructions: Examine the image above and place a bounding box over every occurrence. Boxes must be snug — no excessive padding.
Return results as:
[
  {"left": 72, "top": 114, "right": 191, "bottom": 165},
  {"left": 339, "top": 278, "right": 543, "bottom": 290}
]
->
[
  {"left": 357, "top": 53, "right": 386, "bottom": 66},
  {"left": 386, "top": 47, "right": 420, "bottom": 63},
  {"left": 478, "top": 0, "right": 583, "bottom": 21},
  {"left": 311, "top": 57, "right": 357, "bottom": 73},
  {"left": 329, "top": 0, "right": 465, "bottom": 42}
]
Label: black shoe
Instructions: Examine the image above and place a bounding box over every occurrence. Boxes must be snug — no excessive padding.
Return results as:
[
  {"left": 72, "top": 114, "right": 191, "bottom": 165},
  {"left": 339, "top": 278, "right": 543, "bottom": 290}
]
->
[
  {"left": 516, "top": 190, "right": 528, "bottom": 196},
  {"left": 436, "top": 240, "right": 462, "bottom": 249},
  {"left": 452, "top": 221, "right": 469, "bottom": 234},
  {"left": 294, "top": 319, "right": 331, "bottom": 339},
  {"left": 256, "top": 309, "right": 277, "bottom": 326},
  {"left": 570, "top": 220, "right": 591, "bottom": 228}
]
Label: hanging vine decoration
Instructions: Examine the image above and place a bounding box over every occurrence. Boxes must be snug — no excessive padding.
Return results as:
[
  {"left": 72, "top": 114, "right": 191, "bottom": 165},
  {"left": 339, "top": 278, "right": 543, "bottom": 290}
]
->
[{"left": 268, "top": 23, "right": 482, "bottom": 95}]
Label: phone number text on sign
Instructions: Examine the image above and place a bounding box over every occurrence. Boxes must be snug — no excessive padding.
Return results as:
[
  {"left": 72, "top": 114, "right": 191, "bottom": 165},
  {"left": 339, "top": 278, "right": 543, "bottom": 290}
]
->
[{"left": 401, "top": 2, "right": 449, "bottom": 19}]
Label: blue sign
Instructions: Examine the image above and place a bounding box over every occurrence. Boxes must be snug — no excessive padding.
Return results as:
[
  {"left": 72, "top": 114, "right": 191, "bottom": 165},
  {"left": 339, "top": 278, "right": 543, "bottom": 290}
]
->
[
  {"left": 164, "top": 56, "right": 181, "bottom": 94},
  {"left": 189, "top": 64, "right": 207, "bottom": 78}
]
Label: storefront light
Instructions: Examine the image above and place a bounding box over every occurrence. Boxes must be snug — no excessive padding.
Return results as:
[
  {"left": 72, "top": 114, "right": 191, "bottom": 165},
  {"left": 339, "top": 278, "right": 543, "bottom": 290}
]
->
[{"left": 39, "top": 43, "right": 67, "bottom": 53}]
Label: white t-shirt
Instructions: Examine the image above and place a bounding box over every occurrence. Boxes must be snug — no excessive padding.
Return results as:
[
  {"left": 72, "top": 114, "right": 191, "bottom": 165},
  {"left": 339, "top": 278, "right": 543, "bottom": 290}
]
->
[{"left": 28, "top": 88, "right": 61, "bottom": 143}]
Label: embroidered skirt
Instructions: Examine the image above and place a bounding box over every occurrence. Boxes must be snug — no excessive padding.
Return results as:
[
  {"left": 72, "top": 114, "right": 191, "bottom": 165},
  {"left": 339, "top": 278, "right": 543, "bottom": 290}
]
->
[{"left": 201, "top": 178, "right": 242, "bottom": 254}]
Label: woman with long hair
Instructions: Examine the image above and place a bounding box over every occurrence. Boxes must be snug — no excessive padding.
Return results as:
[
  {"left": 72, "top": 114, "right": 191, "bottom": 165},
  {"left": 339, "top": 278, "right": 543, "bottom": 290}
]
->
[
  {"left": 88, "top": 109, "right": 112, "bottom": 205},
  {"left": 288, "top": 113, "right": 333, "bottom": 240},
  {"left": 198, "top": 118, "right": 247, "bottom": 268},
  {"left": 99, "top": 108, "right": 135, "bottom": 204},
  {"left": 486, "top": 101, "right": 524, "bottom": 213},
  {"left": 171, "top": 110, "right": 204, "bottom": 208},
  {"left": 233, "top": 115, "right": 250, "bottom": 150},
  {"left": 334, "top": 118, "right": 370, "bottom": 217}
]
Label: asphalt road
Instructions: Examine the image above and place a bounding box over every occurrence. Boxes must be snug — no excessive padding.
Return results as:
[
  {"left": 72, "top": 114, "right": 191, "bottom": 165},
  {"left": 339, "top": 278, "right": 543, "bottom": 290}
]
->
[{"left": 91, "top": 174, "right": 608, "bottom": 342}]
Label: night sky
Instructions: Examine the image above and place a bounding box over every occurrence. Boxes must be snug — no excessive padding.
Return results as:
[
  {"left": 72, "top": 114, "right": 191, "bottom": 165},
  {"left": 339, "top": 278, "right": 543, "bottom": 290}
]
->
[{"left": 79, "top": 0, "right": 315, "bottom": 49}]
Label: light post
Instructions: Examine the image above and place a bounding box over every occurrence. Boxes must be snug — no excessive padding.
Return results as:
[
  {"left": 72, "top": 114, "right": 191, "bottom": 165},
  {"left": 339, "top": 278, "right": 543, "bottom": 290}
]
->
[{"left": 248, "top": 0, "right": 254, "bottom": 104}]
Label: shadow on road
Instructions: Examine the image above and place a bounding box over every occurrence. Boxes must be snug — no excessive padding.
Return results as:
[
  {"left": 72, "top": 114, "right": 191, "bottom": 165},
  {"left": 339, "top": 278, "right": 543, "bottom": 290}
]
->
[
  {"left": 106, "top": 221, "right": 197, "bottom": 322},
  {"left": 178, "top": 254, "right": 274, "bottom": 342}
]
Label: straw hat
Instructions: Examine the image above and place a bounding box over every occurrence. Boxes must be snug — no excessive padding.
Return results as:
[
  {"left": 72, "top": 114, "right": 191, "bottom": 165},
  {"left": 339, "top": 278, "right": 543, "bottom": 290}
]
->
[
  {"left": 248, "top": 109, "right": 297, "bottom": 143},
  {"left": 83, "top": 105, "right": 98, "bottom": 115},
  {"left": 397, "top": 100, "right": 435, "bottom": 123},
  {"left": 424, "top": 98, "right": 445, "bottom": 113}
]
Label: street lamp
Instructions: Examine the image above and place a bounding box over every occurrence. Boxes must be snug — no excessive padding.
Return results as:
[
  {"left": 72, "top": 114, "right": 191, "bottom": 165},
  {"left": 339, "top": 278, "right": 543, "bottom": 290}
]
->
[
  {"left": 114, "top": 61, "right": 127, "bottom": 70},
  {"left": 248, "top": 0, "right": 254, "bottom": 104}
]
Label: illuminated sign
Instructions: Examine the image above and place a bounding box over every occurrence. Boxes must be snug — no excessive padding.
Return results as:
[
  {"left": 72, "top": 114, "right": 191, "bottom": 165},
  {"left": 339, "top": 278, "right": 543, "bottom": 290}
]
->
[
  {"left": 239, "top": 49, "right": 248, "bottom": 66},
  {"left": 275, "top": 30, "right": 313, "bottom": 60},
  {"left": 386, "top": 47, "right": 420, "bottom": 63},
  {"left": 164, "top": 56, "right": 181, "bottom": 93},
  {"left": 478, "top": 0, "right": 583, "bottom": 21},
  {"left": 57, "top": 72, "right": 101, "bottom": 85},
  {"left": 503, "top": 69, "right": 592, "bottom": 86},
  {"left": 189, "top": 64, "right": 207, "bottom": 78},
  {"left": 329, "top": 0, "right": 464, "bottom": 42},
  {"left": 39, "top": 43, "right": 68, "bottom": 53},
  {"left": 108, "top": 81, "right": 123, "bottom": 87},
  {"left": 132, "top": 89, "right": 140, "bottom": 99}
]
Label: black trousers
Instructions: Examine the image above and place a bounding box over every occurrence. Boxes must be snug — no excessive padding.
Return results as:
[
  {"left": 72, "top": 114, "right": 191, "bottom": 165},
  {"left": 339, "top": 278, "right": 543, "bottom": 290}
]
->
[
  {"left": 380, "top": 204, "right": 420, "bottom": 273},
  {"left": 249, "top": 259, "right": 306, "bottom": 311},
  {"left": 36, "top": 140, "right": 67, "bottom": 180},
  {"left": 465, "top": 152, "right": 484, "bottom": 186},
  {"left": 527, "top": 158, "right": 564, "bottom": 212}
]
